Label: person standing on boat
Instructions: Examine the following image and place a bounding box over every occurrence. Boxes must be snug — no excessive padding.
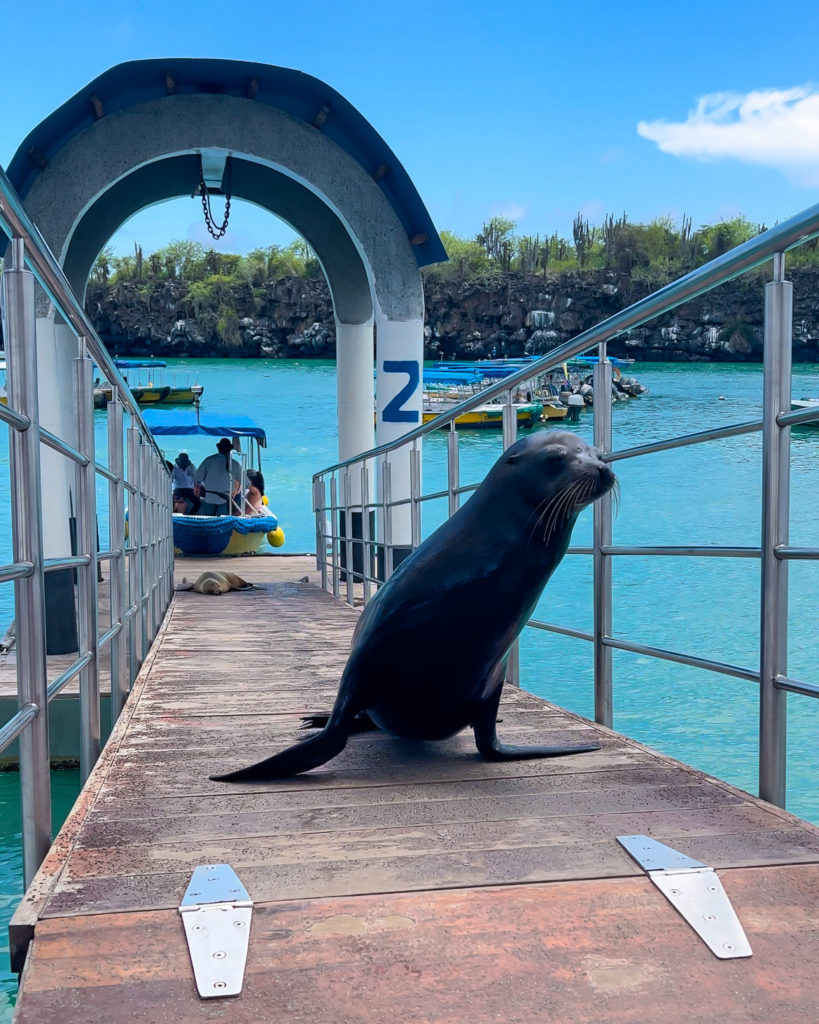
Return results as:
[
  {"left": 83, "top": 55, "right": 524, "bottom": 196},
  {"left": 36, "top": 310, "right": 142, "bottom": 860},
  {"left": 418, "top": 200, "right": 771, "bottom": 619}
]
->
[
  {"left": 195, "top": 438, "right": 246, "bottom": 516},
  {"left": 171, "top": 451, "right": 201, "bottom": 515}
]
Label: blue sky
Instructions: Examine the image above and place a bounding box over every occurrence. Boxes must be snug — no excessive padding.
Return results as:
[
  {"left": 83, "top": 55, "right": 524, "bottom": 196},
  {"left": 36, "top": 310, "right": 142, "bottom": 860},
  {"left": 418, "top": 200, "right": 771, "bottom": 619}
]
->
[{"left": 3, "top": 0, "right": 819, "bottom": 258}]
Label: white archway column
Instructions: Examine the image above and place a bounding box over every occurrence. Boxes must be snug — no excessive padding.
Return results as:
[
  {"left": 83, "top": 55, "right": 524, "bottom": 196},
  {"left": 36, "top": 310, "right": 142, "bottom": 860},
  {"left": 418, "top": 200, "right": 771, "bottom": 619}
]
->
[
  {"left": 336, "top": 319, "right": 375, "bottom": 581},
  {"left": 375, "top": 315, "right": 424, "bottom": 562},
  {"left": 36, "top": 317, "right": 79, "bottom": 653},
  {"left": 336, "top": 318, "right": 375, "bottom": 495}
]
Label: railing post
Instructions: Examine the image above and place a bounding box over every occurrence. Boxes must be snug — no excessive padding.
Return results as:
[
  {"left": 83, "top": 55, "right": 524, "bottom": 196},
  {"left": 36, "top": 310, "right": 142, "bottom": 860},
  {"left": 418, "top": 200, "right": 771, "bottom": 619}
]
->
[
  {"left": 108, "top": 395, "right": 128, "bottom": 724},
  {"left": 382, "top": 459, "right": 394, "bottom": 580},
  {"left": 501, "top": 390, "right": 517, "bottom": 453},
  {"left": 446, "top": 423, "right": 460, "bottom": 518},
  {"left": 410, "top": 443, "right": 421, "bottom": 551},
  {"left": 759, "top": 252, "right": 791, "bottom": 807},
  {"left": 74, "top": 343, "right": 100, "bottom": 781},
  {"left": 593, "top": 346, "right": 614, "bottom": 728},
  {"left": 127, "top": 425, "right": 143, "bottom": 678},
  {"left": 139, "top": 440, "right": 151, "bottom": 658},
  {"left": 329, "top": 475, "right": 340, "bottom": 599},
  {"left": 360, "top": 463, "right": 372, "bottom": 604},
  {"left": 145, "top": 445, "right": 157, "bottom": 641},
  {"left": 343, "top": 472, "right": 355, "bottom": 606},
  {"left": 502, "top": 391, "right": 520, "bottom": 687},
  {"left": 3, "top": 237, "right": 52, "bottom": 885},
  {"left": 314, "top": 477, "right": 328, "bottom": 590}
]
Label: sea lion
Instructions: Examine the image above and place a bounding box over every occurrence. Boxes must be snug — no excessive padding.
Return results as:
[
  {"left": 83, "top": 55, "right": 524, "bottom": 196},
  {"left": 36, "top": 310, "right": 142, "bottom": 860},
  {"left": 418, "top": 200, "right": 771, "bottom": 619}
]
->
[
  {"left": 212, "top": 430, "right": 616, "bottom": 781},
  {"left": 177, "top": 570, "right": 253, "bottom": 595}
]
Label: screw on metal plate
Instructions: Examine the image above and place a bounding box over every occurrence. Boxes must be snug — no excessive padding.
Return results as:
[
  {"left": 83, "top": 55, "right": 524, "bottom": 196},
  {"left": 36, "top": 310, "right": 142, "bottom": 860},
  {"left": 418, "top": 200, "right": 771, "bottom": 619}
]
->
[
  {"left": 616, "top": 836, "right": 751, "bottom": 959},
  {"left": 178, "top": 864, "right": 253, "bottom": 998}
]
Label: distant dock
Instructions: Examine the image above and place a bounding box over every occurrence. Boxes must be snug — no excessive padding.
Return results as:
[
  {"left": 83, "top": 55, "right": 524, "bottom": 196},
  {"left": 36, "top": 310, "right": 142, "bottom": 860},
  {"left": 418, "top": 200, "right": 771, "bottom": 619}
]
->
[{"left": 11, "top": 555, "right": 819, "bottom": 1023}]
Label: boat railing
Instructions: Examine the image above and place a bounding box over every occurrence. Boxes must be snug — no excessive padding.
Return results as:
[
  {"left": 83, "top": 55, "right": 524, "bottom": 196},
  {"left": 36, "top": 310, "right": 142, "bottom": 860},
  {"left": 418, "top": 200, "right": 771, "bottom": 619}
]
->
[
  {"left": 313, "top": 200, "right": 819, "bottom": 813},
  {"left": 0, "top": 165, "right": 174, "bottom": 886}
]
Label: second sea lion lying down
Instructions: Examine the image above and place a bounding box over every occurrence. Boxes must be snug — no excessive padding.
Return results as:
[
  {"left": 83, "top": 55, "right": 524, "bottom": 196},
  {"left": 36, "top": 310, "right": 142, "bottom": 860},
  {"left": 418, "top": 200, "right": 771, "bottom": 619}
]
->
[{"left": 176, "top": 571, "right": 254, "bottom": 595}]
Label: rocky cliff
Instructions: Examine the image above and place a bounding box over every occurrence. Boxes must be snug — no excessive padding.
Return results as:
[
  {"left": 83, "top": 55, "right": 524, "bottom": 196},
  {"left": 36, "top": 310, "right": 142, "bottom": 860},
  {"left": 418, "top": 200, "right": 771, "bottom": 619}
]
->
[{"left": 84, "top": 266, "right": 819, "bottom": 362}]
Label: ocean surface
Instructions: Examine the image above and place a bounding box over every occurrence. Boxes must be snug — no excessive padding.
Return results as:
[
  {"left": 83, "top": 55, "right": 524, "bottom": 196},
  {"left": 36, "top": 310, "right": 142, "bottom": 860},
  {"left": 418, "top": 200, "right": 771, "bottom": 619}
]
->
[{"left": 1, "top": 358, "right": 818, "bottom": 1013}]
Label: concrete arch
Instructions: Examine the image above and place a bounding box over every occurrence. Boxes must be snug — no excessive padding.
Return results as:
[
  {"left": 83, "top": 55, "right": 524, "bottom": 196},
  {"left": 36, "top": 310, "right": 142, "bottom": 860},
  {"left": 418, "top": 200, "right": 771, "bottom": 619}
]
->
[
  {"left": 22, "top": 92, "right": 423, "bottom": 324},
  {"left": 6, "top": 60, "right": 445, "bottom": 648},
  {"left": 63, "top": 154, "right": 373, "bottom": 325}
]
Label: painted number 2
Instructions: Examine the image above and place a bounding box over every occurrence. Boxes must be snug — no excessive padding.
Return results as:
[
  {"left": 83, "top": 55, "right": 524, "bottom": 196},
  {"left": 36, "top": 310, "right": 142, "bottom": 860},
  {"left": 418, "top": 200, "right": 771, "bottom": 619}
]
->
[{"left": 382, "top": 360, "right": 420, "bottom": 423}]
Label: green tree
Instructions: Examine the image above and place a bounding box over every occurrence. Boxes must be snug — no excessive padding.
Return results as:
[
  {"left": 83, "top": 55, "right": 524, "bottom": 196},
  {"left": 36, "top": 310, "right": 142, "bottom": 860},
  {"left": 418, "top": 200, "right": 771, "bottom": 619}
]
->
[{"left": 90, "top": 246, "right": 114, "bottom": 286}]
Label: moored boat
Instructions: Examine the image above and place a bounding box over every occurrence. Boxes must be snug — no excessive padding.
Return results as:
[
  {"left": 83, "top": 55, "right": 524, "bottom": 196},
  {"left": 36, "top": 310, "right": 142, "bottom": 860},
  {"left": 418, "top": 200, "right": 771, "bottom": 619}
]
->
[
  {"left": 140, "top": 409, "right": 285, "bottom": 556},
  {"left": 422, "top": 397, "right": 544, "bottom": 428},
  {"left": 792, "top": 397, "right": 819, "bottom": 430},
  {"left": 94, "top": 360, "right": 204, "bottom": 408}
]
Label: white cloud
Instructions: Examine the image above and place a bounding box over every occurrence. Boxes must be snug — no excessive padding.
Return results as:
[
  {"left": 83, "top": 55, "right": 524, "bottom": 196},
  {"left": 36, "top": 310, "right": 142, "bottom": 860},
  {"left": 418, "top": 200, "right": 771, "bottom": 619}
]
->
[
  {"left": 638, "top": 86, "right": 819, "bottom": 183},
  {"left": 489, "top": 201, "right": 526, "bottom": 223}
]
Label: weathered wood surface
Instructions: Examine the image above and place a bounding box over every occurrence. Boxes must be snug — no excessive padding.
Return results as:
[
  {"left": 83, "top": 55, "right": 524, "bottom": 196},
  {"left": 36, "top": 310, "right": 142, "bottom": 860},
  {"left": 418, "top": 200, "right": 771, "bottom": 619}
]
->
[
  {"left": 0, "top": 553, "right": 317, "bottom": 699},
  {"left": 12, "top": 556, "right": 819, "bottom": 1022}
]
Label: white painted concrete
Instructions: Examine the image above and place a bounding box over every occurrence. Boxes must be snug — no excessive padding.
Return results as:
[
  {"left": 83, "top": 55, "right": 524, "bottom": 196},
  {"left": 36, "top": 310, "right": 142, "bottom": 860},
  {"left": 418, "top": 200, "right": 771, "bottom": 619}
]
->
[
  {"left": 36, "top": 319, "right": 77, "bottom": 559},
  {"left": 374, "top": 316, "right": 424, "bottom": 546},
  {"left": 336, "top": 319, "right": 375, "bottom": 505}
]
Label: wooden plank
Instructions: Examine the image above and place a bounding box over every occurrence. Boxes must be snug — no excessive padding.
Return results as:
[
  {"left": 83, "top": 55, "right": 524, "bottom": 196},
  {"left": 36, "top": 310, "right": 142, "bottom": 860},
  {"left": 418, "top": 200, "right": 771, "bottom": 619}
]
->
[
  {"left": 14, "top": 571, "right": 819, "bottom": 1022},
  {"left": 14, "top": 866, "right": 819, "bottom": 1023},
  {"left": 84, "top": 764, "right": 699, "bottom": 821}
]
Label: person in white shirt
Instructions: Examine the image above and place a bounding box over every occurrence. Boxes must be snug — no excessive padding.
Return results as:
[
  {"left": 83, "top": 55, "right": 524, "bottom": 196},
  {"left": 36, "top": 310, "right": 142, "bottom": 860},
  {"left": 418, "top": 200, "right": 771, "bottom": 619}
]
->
[
  {"left": 171, "top": 452, "right": 200, "bottom": 514},
  {"left": 194, "top": 438, "right": 246, "bottom": 516}
]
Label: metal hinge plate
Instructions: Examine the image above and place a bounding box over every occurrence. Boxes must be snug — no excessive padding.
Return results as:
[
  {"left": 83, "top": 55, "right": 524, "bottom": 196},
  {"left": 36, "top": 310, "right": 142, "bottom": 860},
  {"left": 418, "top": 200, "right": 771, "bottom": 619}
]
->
[
  {"left": 178, "top": 864, "right": 253, "bottom": 998},
  {"left": 617, "top": 835, "right": 752, "bottom": 959}
]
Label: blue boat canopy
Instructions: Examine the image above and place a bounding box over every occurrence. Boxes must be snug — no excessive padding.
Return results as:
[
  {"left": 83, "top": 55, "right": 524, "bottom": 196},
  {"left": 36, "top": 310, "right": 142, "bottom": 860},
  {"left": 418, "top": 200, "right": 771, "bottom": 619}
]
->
[
  {"left": 422, "top": 369, "right": 484, "bottom": 385},
  {"left": 572, "top": 355, "right": 635, "bottom": 367},
  {"left": 115, "top": 359, "right": 167, "bottom": 369},
  {"left": 141, "top": 410, "right": 267, "bottom": 446}
]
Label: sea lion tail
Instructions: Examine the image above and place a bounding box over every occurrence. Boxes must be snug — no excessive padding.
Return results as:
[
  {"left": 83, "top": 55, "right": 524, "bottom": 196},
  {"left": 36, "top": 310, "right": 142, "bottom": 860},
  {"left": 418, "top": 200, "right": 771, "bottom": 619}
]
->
[{"left": 210, "top": 720, "right": 350, "bottom": 782}]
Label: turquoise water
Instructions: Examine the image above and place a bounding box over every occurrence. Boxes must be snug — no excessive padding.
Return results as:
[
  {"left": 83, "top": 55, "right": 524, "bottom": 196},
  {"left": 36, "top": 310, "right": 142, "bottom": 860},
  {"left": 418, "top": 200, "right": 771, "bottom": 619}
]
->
[
  {"left": 1, "top": 359, "right": 818, "bottom": 1015},
  {"left": 1, "top": 771, "right": 80, "bottom": 1018}
]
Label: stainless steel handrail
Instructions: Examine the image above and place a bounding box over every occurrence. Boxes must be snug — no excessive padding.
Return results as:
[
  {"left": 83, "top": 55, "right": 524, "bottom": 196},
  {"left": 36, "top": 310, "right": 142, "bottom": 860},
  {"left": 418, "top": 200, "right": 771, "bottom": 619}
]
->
[
  {"left": 313, "top": 201, "right": 819, "bottom": 816},
  {"left": 0, "top": 164, "right": 165, "bottom": 451},
  {"left": 316, "top": 203, "right": 819, "bottom": 474},
  {"left": 0, "top": 170, "right": 174, "bottom": 889}
]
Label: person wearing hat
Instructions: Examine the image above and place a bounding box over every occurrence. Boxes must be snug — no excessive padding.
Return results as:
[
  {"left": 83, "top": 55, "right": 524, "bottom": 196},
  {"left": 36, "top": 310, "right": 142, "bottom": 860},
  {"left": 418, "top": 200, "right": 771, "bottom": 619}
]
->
[{"left": 194, "top": 438, "right": 247, "bottom": 516}]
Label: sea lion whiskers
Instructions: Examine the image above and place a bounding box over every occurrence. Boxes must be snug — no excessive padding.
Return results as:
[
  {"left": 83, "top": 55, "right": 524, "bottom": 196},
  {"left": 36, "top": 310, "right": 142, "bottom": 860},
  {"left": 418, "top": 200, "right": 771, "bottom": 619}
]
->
[
  {"left": 542, "top": 480, "right": 585, "bottom": 544},
  {"left": 528, "top": 485, "right": 575, "bottom": 547},
  {"left": 526, "top": 492, "right": 561, "bottom": 545},
  {"left": 611, "top": 477, "right": 622, "bottom": 517}
]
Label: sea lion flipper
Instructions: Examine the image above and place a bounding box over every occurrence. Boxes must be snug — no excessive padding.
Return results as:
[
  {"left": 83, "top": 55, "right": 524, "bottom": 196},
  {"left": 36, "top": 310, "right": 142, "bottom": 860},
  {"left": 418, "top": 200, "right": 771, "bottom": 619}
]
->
[
  {"left": 301, "top": 711, "right": 378, "bottom": 733},
  {"left": 211, "top": 690, "right": 359, "bottom": 782},
  {"left": 221, "top": 571, "right": 253, "bottom": 590},
  {"left": 209, "top": 725, "right": 348, "bottom": 781},
  {"left": 472, "top": 687, "right": 600, "bottom": 761}
]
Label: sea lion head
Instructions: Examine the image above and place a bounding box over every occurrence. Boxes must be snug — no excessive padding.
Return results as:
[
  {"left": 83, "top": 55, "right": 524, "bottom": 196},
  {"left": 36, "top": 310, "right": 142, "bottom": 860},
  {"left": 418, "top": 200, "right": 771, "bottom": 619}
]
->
[{"left": 495, "top": 429, "right": 617, "bottom": 544}]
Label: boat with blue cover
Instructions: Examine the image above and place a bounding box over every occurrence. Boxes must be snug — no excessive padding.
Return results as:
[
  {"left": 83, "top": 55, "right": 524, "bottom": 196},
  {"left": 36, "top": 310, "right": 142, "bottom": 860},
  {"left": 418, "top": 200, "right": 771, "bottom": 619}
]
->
[
  {"left": 141, "top": 409, "right": 285, "bottom": 556},
  {"left": 94, "top": 360, "right": 204, "bottom": 408}
]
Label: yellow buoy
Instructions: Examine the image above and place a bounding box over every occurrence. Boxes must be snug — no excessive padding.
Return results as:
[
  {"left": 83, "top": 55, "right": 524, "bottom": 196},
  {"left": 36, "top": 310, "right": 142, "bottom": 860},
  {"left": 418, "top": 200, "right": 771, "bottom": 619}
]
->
[
  {"left": 268, "top": 527, "right": 285, "bottom": 548},
  {"left": 262, "top": 495, "right": 269, "bottom": 506}
]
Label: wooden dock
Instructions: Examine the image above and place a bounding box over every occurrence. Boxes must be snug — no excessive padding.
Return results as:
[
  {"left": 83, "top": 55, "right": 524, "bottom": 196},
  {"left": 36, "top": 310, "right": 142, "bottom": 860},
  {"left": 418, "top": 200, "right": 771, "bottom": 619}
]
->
[{"left": 10, "top": 555, "right": 819, "bottom": 1023}]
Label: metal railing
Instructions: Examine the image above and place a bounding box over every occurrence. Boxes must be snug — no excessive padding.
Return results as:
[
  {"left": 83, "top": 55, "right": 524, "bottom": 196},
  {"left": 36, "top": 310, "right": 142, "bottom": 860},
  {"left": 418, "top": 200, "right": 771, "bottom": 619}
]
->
[
  {"left": 313, "top": 201, "right": 819, "bottom": 812},
  {"left": 0, "top": 166, "right": 174, "bottom": 887}
]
